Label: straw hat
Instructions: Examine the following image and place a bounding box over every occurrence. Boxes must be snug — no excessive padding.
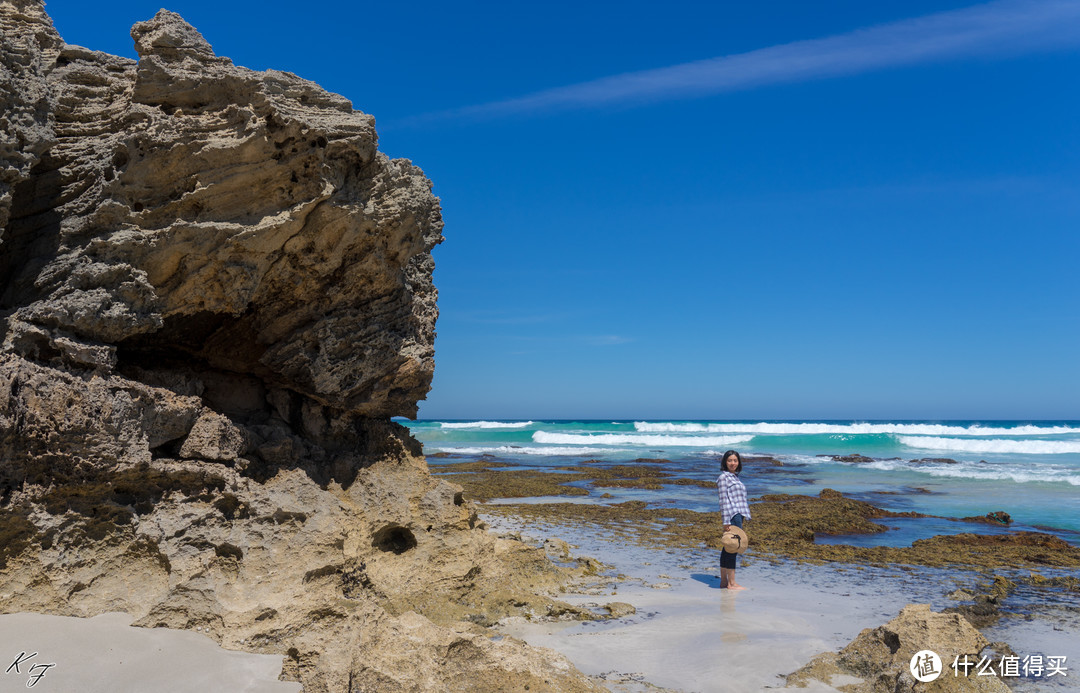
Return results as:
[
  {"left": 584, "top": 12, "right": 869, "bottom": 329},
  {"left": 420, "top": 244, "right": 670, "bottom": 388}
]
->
[{"left": 721, "top": 526, "right": 749, "bottom": 554}]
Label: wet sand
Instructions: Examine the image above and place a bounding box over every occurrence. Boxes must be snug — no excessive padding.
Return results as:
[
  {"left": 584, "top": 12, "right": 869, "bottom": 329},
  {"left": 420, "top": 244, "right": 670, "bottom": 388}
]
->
[{"left": 486, "top": 513, "right": 1080, "bottom": 692}]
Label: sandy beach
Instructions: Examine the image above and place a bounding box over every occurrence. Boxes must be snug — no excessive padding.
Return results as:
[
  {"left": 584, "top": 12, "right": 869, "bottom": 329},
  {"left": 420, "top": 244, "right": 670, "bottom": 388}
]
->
[
  {"left": 4, "top": 524, "right": 1075, "bottom": 692},
  {"left": 2, "top": 468, "right": 1078, "bottom": 693},
  {"left": 485, "top": 511, "right": 1080, "bottom": 692},
  {"left": 0, "top": 612, "right": 300, "bottom": 692}
]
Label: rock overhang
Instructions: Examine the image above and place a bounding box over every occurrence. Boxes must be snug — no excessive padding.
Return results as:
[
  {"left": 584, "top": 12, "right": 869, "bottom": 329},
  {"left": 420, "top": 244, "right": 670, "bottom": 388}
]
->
[{"left": 1, "top": 4, "right": 442, "bottom": 422}]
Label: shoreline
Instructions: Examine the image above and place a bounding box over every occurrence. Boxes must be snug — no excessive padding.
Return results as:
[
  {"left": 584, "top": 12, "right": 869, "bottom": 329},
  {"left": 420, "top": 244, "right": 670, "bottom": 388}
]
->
[
  {"left": 424, "top": 451, "right": 1080, "bottom": 689},
  {"left": 3, "top": 513, "right": 1074, "bottom": 693},
  {"left": 436, "top": 455, "right": 1080, "bottom": 570},
  {"left": 479, "top": 506, "right": 1080, "bottom": 692},
  {"left": 0, "top": 491, "right": 1075, "bottom": 692}
]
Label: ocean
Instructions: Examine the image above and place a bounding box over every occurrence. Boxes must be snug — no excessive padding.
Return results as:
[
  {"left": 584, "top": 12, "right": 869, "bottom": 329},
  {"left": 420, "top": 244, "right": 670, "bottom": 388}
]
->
[{"left": 401, "top": 420, "right": 1080, "bottom": 544}]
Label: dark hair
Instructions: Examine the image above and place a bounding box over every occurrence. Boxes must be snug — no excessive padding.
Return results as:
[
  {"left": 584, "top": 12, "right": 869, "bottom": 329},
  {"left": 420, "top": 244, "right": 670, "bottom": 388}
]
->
[{"left": 721, "top": 449, "right": 743, "bottom": 474}]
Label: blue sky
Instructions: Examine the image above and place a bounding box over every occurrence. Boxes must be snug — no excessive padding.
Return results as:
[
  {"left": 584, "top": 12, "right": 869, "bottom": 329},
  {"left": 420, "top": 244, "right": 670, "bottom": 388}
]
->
[{"left": 48, "top": 1, "right": 1080, "bottom": 420}]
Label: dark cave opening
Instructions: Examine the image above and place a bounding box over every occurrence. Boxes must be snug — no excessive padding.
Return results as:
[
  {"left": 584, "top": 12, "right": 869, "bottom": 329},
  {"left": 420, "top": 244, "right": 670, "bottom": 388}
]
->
[{"left": 371, "top": 524, "right": 417, "bottom": 555}]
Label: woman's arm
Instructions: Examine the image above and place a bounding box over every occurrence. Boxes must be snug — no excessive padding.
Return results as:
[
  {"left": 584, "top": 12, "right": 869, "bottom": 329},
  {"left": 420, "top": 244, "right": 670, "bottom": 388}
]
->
[{"left": 717, "top": 473, "right": 734, "bottom": 525}]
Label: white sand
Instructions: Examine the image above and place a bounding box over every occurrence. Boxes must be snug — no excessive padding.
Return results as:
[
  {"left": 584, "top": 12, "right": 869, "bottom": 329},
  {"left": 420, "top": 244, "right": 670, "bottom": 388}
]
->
[
  {"left": 498, "top": 559, "right": 890, "bottom": 692},
  {"left": 3, "top": 522, "right": 1075, "bottom": 693},
  {"left": 487, "top": 514, "right": 1080, "bottom": 693},
  {"left": 0, "top": 612, "right": 300, "bottom": 692}
]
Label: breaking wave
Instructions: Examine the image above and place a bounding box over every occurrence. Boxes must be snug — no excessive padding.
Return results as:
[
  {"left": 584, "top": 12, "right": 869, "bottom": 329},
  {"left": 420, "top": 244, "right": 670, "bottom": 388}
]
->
[
  {"left": 430, "top": 445, "right": 616, "bottom": 456},
  {"left": 862, "top": 458, "right": 1080, "bottom": 485},
  {"left": 440, "top": 421, "right": 535, "bottom": 429},
  {"left": 532, "top": 432, "right": 753, "bottom": 447},
  {"left": 633, "top": 421, "right": 1080, "bottom": 436},
  {"left": 895, "top": 436, "right": 1080, "bottom": 455}
]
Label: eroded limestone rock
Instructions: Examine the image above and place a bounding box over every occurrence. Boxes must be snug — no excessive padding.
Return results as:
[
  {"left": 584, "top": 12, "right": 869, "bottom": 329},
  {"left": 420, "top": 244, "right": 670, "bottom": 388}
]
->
[
  {"left": 0, "top": 3, "right": 604, "bottom": 690},
  {"left": 786, "top": 604, "right": 1009, "bottom": 692},
  {"left": 1, "top": 2, "right": 439, "bottom": 418}
]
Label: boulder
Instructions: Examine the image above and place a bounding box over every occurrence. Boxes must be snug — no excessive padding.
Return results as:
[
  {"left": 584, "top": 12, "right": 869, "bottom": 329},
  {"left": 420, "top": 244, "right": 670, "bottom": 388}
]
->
[{"left": 786, "top": 603, "right": 1009, "bottom": 692}]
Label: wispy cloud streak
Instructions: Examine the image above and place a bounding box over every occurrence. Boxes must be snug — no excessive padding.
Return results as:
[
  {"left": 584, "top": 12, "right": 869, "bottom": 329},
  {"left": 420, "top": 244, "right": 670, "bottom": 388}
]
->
[
  {"left": 408, "top": 0, "right": 1080, "bottom": 124},
  {"left": 585, "top": 335, "right": 634, "bottom": 346}
]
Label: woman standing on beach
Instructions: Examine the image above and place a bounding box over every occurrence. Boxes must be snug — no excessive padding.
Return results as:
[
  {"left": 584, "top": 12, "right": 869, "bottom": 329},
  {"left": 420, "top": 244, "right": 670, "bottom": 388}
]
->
[{"left": 717, "top": 449, "right": 750, "bottom": 590}]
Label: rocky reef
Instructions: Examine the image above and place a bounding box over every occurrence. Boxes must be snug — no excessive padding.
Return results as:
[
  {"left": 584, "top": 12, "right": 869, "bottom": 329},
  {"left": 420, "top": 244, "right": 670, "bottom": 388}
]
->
[
  {"left": 786, "top": 604, "right": 1010, "bottom": 692},
  {"left": 438, "top": 458, "right": 1080, "bottom": 570},
  {"left": 0, "top": 3, "right": 605, "bottom": 690}
]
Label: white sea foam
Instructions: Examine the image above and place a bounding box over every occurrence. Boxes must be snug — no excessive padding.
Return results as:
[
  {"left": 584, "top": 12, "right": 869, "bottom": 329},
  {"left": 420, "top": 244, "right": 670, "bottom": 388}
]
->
[
  {"left": 532, "top": 432, "right": 753, "bottom": 447},
  {"left": 895, "top": 436, "right": 1080, "bottom": 455},
  {"left": 439, "top": 421, "right": 535, "bottom": 429},
  {"left": 430, "top": 445, "right": 617, "bottom": 456},
  {"left": 863, "top": 459, "right": 1080, "bottom": 486},
  {"left": 919, "top": 467, "right": 1080, "bottom": 486},
  {"left": 633, "top": 421, "right": 1080, "bottom": 436}
]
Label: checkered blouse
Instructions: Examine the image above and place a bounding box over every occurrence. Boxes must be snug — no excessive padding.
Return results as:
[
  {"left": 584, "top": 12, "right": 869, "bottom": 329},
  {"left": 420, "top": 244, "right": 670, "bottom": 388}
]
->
[{"left": 716, "top": 470, "right": 751, "bottom": 525}]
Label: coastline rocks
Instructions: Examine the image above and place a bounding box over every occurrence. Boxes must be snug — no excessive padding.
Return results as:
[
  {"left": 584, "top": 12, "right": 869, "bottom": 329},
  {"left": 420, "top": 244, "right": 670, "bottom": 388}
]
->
[
  {"left": 743, "top": 453, "right": 784, "bottom": 466},
  {"left": 1, "top": 3, "right": 439, "bottom": 418},
  {"left": 752, "top": 489, "right": 917, "bottom": 544},
  {"left": 786, "top": 604, "right": 1009, "bottom": 692},
  {"left": 466, "top": 476, "right": 1080, "bottom": 570},
  {"left": 0, "top": 3, "right": 605, "bottom": 690},
  {"left": 944, "top": 572, "right": 1080, "bottom": 629},
  {"left": 339, "top": 611, "right": 600, "bottom": 693},
  {"left": 943, "top": 576, "right": 1016, "bottom": 629},
  {"left": 0, "top": 441, "right": 606, "bottom": 689},
  {"left": 818, "top": 453, "right": 877, "bottom": 464},
  {"left": 439, "top": 458, "right": 725, "bottom": 501},
  {"left": 0, "top": 0, "right": 60, "bottom": 234},
  {"left": 959, "top": 512, "right": 1011, "bottom": 526},
  {"left": 600, "top": 602, "right": 637, "bottom": 619}
]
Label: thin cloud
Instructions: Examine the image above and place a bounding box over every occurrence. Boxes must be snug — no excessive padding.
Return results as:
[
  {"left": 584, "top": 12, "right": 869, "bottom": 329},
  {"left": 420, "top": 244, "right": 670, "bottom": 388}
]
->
[
  {"left": 483, "top": 334, "right": 634, "bottom": 347},
  {"left": 405, "top": 0, "right": 1080, "bottom": 124},
  {"left": 458, "top": 312, "right": 566, "bottom": 326},
  {"left": 585, "top": 335, "right": 634, "bottom": 346}
]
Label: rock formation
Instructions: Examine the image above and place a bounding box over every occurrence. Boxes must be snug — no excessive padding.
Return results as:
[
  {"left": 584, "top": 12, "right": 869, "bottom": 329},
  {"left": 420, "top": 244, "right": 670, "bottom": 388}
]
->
[
  {"left": 0, "top": 2, "right": 604, "bottom": 690},
  {"left": 786, "top": 604, "right": 1009, "bottom": 692}
]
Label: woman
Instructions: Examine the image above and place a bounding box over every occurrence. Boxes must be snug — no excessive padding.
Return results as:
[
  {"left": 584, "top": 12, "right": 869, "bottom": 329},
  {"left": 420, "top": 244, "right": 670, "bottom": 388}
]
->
[{"left": 716, "top": 449, "right": 750, "bottom": 590}]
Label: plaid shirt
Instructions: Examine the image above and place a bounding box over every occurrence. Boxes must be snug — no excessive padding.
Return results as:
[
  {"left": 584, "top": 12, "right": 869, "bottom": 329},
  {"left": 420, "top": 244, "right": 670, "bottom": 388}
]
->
[{"left": 716, "top": 471, "right": 751, "bottom": 525}]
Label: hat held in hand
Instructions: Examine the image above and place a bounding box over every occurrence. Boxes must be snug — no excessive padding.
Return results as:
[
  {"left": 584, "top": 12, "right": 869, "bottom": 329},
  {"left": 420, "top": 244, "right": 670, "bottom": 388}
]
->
[{"left": 721, "top": 526, "right": 748, "bottom": 554}]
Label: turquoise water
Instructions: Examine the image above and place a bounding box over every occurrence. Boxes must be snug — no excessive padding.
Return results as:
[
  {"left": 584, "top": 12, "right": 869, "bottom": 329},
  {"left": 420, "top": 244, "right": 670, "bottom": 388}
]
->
[{"left": 401, "top": 420, "right": 1080, "bottom": 541}]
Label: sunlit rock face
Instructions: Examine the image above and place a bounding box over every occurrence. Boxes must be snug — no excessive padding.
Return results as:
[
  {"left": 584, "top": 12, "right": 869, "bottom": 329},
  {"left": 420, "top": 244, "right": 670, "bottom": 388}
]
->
[
  {"left": 0, "top": 4, "right": 606, "bottom": 691},
  {"left": 1, "top": 4, "right": 441, "bottom": 423}
]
